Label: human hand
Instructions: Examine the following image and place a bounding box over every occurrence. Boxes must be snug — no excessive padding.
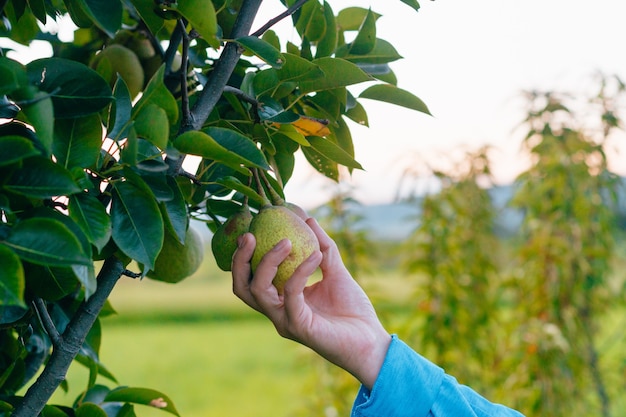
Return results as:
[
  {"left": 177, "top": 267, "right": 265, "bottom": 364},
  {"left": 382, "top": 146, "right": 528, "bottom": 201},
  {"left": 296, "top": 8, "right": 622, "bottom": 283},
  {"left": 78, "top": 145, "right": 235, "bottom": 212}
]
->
[{"left": 232, "top": 218, "right": 391, "bottom": 389}]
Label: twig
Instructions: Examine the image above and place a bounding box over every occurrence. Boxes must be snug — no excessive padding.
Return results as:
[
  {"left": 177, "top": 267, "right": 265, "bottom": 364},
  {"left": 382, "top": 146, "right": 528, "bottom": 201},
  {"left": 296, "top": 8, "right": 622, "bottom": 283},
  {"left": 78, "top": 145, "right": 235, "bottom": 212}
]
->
[
  {"left": 223, "top": 85, "right": 261, "bottom": 123},
  {"left": 31, "top": 298, "right": 61, "bottom": 347},
  {"left": 122, "top": 269, "right": 142, "bottom": 279},
  {"left": 179, "top": 20, "right": 193, "bottom": 129},
  {"left": 250, "top": 0, "right": 311, "bottom": 37}
]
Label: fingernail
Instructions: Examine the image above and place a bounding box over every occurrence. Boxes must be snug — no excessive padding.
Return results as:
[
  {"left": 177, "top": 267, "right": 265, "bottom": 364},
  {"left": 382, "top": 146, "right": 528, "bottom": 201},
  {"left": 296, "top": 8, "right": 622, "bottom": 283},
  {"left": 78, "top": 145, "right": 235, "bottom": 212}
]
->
[
  {"left": 237, "top": 234, "right": 245, "bottom": 248},
  {"left": 274, "top": 238, "right": 290, "bottom": 251}
]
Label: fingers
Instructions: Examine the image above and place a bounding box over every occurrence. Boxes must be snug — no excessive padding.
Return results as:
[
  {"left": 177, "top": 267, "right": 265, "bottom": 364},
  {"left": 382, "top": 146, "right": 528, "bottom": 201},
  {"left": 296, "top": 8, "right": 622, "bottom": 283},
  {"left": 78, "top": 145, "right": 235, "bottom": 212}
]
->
[
  {"left": 306, "top": 218, "right": 347, "bottom": 274},
  {"left": 282, "top": 249, "right": 322, "bottom": 329},
  {"left": 231, "top": 233, "right": 259, "bottom": 310}
]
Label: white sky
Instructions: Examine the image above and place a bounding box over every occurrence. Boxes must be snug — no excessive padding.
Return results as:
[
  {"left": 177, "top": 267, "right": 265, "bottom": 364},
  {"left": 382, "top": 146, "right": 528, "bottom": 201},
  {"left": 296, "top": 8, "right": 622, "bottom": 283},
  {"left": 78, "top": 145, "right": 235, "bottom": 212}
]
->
[{"left": 272, "top": 0, "right": 626, "bottom": 207}]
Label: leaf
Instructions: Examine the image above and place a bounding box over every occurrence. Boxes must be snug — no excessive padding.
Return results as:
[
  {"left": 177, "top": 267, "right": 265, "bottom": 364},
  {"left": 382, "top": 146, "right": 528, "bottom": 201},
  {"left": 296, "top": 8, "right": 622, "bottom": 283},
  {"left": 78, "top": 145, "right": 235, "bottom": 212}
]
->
[
  {"left": 26, "top": 58, "right": 113, "bottom": 118},
  {"left": 107, "top": 76, "right": 133, "bottom": 141},
  {"left": 359, "top": 84, "right": 431, "bottom": 115},
  {"left": 236, "top": 36, "right": 284, "bottom": 69},
  {"left": 292, "top": 115, "right": 331, "bottom": 137},
  {"left": 0, "top": 57, "right": 28, "bottom": 95},
  {"left": 0, "top": 135, "right": 39, "bottom": 166},
  {"left": 298, "top": 58, "right": 372, "bottom": 94},
  {"left": 349, "top": 8, "right": 377, "bottom": 55},
  {"left": 130, "top": 0, "right": 164, "bottom": 36},
  {"left": 307, "top": 136, "right": 363, "bottom": 170},
  {"left": 76, "top": 402, "right": 107, "bottom": 417},
  {"left": 400, "top": 0, "right": 421, "bottom": 12},
  {"left": 53, "top": 114, "right": 103, "bottom": 169},
  {"left": 0, "top": 244, "right": 26, "bottom": 308},
  {"left": 4, "top": 156, "right": 81, "bottom": 198},
  {"left": 258, "top": 96, "right": 299, "bottom": 123},
  {"left": 302, "top": 146, "right": 338, "bottom": 181},
  {"left": 15, "top": 87, "right": 54, "bottom": 153},
  {"left": 174, "top": 130, "right": 268, "bottom": 173},
  {"left": 74, "top": 0, "right": 122, "bottom": 37},
  {"left": 133, "top": 104, "right": 169, "bottom": 150},
  {"left": 111, "top": 181, "right": 164, "bottom": 270},
  {"left": 336, "top": 7, "right": 381, "bottom": 31},
  {"left": 3, "top": 218, "right": 92, "bottom": 266},
  {"left": 216, "top": 176, "right": 266, "bottom": 206},
  {"left": 315, "top": 2, "right": 338, "bottom": 58},
  {"left": 132, "top": 65, "right": 178, "bottom": 125},
  {"left": 68, "top": 193, "right": 112, "bottom": 252},
  {"left": 176, "top": 0, "right": 219, "bottom": 49},
  {"left": 105, "top": 387, "right": 180, "bottom": 416},
  {"left": 24, "top": 263, "right": 79, "bottom": 301},
  {"left": 276, "top": 53, "right": 324, "bottom": 82},
  {"left": 295, "top": 1, "right": 326, "bottom": 42},
  {"left": 337, "top": 38, "right": 403, "bottom": 65},
  {"left": 161, "top": 176, "right": 188, "bottom": 244}
]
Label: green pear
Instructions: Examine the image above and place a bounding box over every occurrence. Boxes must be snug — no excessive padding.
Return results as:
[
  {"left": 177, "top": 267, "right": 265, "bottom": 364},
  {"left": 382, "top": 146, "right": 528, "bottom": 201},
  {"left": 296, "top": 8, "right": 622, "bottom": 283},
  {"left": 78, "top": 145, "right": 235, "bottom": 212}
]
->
[
  {"left": 211, "top": 206, "right": 253, "bottom": 271},
  {"left": 249, "top": 205, "right": 320, "bottom": 293},
  {"left": 147, "top": 227, "right": 204, "bottom": 283}
]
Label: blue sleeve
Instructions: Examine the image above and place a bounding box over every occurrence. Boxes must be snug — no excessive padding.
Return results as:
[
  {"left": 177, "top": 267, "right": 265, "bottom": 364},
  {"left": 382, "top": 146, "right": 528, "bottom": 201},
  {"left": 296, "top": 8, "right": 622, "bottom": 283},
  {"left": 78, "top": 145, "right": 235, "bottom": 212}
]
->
[{"left": 351, "top": 335, "right": 525, "bottom": 417}]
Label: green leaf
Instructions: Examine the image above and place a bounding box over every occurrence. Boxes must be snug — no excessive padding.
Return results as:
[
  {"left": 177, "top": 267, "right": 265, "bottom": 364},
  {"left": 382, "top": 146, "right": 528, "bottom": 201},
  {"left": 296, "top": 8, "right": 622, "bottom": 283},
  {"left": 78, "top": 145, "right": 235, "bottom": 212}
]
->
[
  {"left": 276, "top": 53, "right": 324, "bottom": 82},
  {"left": 107, "top": 76, "right": 133, "bottom": 141},
  {"left": 174, "top": 130, "right": 268, "bottom": 173},
  {"left": 295, "top": 1, "right": 326, "bottom": 42},
  {"left": 315, "top": 2, "right": 338, "bottom": 58},
  {"left": 0, "top": 57, "right": 28, "bottom": 95},
  {"left": 111, "top": 181, "right": 164, "bottom": 270},
  {"left": 176, "top": 0, "right": 219, "bottom": 49},
  {"left": 359, "top": 84, "right": 431, "bottom": 114},
  {"left": 298, "top": 58, "right": 372, "bottom": 94},
  {"left": 134, "top": 104, "right": 169, "bottom": 150},
  {"left": 105, "top": 387, "right": 180, "bottom": 416},
  {"left": 74, "top": 0, "right": 122, "bottom": 37},
  {"left": 130, "top": 0, "right": 164, "bottom": 36},
  {"left": 400, "top": 0, "right": 421, "bottom": 12},
  {"left": 236, "top": 36, "right": 284, "bottom": 69},
  {"left": 76, "top": 402, "right": 107, "bottom": 417},
  {"left": 258, "top": 96, "right": 300, "bottom": 123},
  {"left": 68, "top": 193, "right": 112, "bottom": 252},
  {"left": 13, "top": 85, "right": 54, "bottom": 153},
  {"left": 336, "top": 7, "right": 381, "bottom": 31},
  {"left": 0, "top": 244, "right": 26, "bottom": 308},
  {"left": 302, "top": 146, "right": 338, "bottom": 181},
  {"left": 307, "top": 136, "right": 363, "bottom": 170},
  {"left": 349, "top": 8, "right": 377, "bottom": 55},
  {"left": 216, "top": 176, "right": 266, "bottom": 206},
  {"left": 337, "top": 38, "right": 403, "bottom": 65},
  {"left": 53, "top": 114, "right": 103, "bottom": 169},
  {"left": 0, "top": 135, "right": 39, "bottom": 166},
  {"left": 26, "top": 58, "right": 113, "bottom": 118},
  {"left": 4, "top": 156, "right": 81, "bottom": 198},
  {"left": 161, "top": 176, "right": 188, "bottom": 244},
  {"left": 3, "top": 218, "right": 92, "bottom": 266},
  {"left": 132, "top": 65, "right": 178, "bottom": 125}
]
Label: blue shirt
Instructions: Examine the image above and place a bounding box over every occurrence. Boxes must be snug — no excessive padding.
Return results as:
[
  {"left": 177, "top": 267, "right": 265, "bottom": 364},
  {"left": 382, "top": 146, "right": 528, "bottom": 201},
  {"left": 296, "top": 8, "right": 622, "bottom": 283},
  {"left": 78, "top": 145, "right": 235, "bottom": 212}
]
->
[{"left": 352, "top": 335, "right": 525, "bottom": 416}]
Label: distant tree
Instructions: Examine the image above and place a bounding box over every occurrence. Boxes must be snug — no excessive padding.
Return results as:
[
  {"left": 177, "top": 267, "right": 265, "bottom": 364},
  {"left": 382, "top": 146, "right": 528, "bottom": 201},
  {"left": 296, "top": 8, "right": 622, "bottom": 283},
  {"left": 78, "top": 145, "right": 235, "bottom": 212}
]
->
[
  {"left": 0, "top": 0, "right": 430, "bottom": 415},
  {"left": 507, "top": 82, "right": 624, "bottom": 417},
  {"left": 401, "top": 147, "right": 504, "bottom": 395}
]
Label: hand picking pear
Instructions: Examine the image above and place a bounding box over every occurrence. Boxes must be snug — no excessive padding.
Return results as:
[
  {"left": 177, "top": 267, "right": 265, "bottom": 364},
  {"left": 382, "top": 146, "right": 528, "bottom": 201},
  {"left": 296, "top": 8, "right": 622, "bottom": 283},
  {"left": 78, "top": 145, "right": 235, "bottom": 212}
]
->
[
  {"left": 211, "top": 206, "right": 253, "bottom": 271},
  {"left": 250, "top": 205, "right": 320, "bottom": 293}
]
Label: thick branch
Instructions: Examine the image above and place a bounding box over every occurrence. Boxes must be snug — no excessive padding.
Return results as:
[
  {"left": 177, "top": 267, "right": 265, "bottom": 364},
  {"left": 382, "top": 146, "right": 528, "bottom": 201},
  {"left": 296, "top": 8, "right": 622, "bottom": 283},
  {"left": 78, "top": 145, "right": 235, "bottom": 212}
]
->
[{"left": 12, "top": 257, "right": 124, "bottom": 417}]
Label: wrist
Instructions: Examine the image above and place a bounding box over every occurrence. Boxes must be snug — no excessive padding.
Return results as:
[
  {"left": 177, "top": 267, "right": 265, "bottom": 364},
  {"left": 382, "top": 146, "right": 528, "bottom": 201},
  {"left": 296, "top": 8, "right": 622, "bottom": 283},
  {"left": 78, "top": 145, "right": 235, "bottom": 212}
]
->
[{"left": 352, "top": 330, "right": 392, "bottom": 390}]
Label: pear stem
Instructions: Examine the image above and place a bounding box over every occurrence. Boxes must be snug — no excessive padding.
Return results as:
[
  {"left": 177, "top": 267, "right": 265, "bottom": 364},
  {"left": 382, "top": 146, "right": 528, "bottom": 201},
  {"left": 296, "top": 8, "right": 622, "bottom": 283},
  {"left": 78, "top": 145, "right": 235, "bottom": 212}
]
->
[
  {"left": 259, "top": 169, "right": 285, "bottom": 206},
  {"left": 252, "top": 168, "right": 272, "bottom": 207}
]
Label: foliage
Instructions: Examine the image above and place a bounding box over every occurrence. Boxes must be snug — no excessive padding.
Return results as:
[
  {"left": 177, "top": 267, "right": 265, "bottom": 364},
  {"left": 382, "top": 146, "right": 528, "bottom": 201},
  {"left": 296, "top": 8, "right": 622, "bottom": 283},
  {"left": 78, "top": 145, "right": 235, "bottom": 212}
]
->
[
  {"left": 505, "top": 86, "right": 624, "bottom": 417},
  {"left": 0, "top": 0, "right": 429, "bottom": 415},
  {"left": 400, "top": 148, "right": 505, "bottom": 394}
]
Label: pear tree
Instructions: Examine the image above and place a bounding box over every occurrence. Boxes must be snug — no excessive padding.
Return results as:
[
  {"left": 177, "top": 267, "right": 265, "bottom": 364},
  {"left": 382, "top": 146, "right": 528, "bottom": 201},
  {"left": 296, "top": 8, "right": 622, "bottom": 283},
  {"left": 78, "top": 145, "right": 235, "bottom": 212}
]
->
[{"left": 0, "top": 0, "right": 430, "bottom": 415}]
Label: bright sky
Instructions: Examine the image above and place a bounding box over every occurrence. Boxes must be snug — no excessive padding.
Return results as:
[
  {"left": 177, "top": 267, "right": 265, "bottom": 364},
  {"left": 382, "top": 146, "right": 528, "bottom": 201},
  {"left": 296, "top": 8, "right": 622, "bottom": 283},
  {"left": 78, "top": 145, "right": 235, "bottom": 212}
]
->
[{"left": 272, "top": 0, "right": 626, "bottom": 208}]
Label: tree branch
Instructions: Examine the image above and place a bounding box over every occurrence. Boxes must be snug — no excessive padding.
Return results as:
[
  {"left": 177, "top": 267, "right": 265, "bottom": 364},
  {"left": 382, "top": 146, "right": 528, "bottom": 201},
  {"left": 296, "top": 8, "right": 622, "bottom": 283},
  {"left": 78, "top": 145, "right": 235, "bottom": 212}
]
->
[
  {"left": 250, "top": 0, "right": 311, "bottom": 37},
  {"left": 12, "top": 257, "right": 125, "bottom": 417},
  {"left": 31, "top": 298, "right": 61, "bottom": 347}
]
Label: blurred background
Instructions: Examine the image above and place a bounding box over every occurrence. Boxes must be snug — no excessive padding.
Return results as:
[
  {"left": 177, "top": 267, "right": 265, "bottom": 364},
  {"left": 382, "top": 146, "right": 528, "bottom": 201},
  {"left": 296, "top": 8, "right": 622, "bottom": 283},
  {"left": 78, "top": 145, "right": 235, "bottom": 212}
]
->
[{"left": 46, "top": 1, "right": 625, "bottom": 416}]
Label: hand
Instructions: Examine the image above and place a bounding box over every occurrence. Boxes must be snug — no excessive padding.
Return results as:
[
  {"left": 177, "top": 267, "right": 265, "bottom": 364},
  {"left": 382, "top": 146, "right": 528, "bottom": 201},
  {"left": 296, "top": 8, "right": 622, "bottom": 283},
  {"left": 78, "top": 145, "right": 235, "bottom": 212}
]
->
[{"left": 232, "top": 218, "right": 391, "bottom": 389}]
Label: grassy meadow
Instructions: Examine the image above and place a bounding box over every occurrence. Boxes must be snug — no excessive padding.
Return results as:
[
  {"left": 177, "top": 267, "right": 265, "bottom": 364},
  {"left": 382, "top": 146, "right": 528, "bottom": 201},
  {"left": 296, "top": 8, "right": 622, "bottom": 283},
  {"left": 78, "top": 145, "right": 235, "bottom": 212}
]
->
[{"left": 47, "top": 238, "right": 626, "bottom": 417}]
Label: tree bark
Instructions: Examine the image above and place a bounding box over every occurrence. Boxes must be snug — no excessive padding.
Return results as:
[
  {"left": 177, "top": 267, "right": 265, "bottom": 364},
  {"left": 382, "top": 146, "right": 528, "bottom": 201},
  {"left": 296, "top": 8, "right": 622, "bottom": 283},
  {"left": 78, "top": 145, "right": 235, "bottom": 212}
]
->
[{"left": 12, "top": 257, "right": 124, "bottom": 417}]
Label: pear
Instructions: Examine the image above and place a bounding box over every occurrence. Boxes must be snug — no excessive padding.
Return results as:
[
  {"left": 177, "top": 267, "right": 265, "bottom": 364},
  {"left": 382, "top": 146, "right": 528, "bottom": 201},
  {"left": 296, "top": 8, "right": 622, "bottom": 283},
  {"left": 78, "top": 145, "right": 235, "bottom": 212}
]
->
[
  {"left": 211, "top": 206, "right": 253, "bottom": 271},
  {"left": 147, "top": 227, "right": 204, "bottom": 283},
  {"left": 249, "top": 205, "right": 320, "bottom": 293}
]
